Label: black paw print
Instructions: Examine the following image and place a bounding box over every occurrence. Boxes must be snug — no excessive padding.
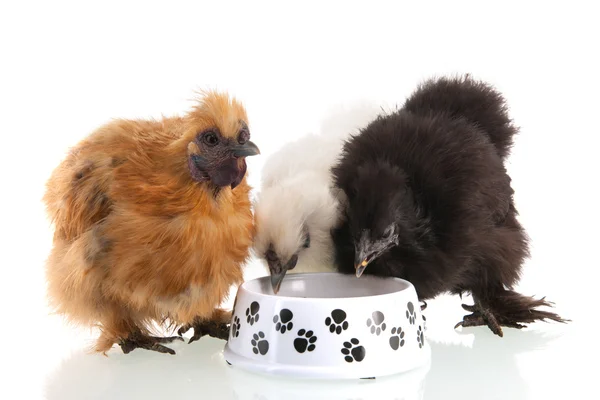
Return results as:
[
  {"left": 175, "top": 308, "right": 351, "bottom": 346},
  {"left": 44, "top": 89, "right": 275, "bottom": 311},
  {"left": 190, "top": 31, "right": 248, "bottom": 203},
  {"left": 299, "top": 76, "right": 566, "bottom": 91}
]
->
[
  {"left": 325, "top": 309, "right": 349, "bottom": 334},
  {"left": 366, "top": 311, "right": 386, "bottom": 335},
  {"left": 293, "top": 329, "right": 317, "bottom": 353},
  {"left": 273, "top": 309, "right": 293, "bottom": 334},
  {"left": 246, "top": 301, "right": 260, "bottom": 325},
  {"left": 389, "top": 326, "right": 405, "bottom": 350},
  {"left": 417, "top": 325, "right": 424, "bottom": 348},
  {"left": 230, "top": 316, "right": 241, "bottom": 338},
  {"left": 251, "top": 331, "right": 269, "bottom": 355},
  {"left": 422, "top": 314, "right": 427, "bottom": 330},
  {"left": 406, "top": 301, "right": 417, "bottom": 324},
  {"left": 341, "top": 338, "right": 366, "bottom": 363}
]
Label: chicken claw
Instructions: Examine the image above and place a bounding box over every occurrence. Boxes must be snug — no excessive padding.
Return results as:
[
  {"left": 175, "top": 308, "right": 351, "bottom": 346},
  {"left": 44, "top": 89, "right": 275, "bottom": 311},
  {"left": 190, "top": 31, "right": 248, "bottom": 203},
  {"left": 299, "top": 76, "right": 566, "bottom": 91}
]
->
[
  {"left": 455, "top": 302, "right": 527, "bottom": 337},
  {"left": 119, "top": 331, "right": 184, "bottom": 355},
  {"left": 178, "top": 319, "right": 230, "bottom": 343}
]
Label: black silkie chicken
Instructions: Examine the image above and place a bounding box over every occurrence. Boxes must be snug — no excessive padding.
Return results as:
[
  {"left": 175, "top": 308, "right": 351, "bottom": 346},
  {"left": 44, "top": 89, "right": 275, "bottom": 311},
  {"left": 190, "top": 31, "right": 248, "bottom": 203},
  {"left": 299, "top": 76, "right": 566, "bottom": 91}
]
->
[{"left": 331, "top": 75, "right": 566, "bottom": 336}]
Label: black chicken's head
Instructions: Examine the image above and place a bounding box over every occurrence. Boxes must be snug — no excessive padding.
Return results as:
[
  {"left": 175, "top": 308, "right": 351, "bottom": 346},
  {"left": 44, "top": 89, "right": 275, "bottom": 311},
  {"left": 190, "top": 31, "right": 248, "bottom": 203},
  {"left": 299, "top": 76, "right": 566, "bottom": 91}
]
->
[
  {"left": 342, "top": 161, "right": 420, "bottom": 277},
  {"left": 184, "top": 91, "right": 260, "bottom": 189}
]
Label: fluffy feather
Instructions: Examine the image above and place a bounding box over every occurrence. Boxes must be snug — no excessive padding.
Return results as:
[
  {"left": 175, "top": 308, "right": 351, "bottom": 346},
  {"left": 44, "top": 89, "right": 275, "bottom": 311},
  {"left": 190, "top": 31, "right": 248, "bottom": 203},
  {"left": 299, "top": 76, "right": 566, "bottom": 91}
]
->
[
  {"left": 332, "top": 75, "right": 566, "bottom": 336},
  {"left": 43, "top": 91, "right": 258, "bottom": 354},
  {"left": 253, "top": 103, "right": 380, "bottom": 291}
]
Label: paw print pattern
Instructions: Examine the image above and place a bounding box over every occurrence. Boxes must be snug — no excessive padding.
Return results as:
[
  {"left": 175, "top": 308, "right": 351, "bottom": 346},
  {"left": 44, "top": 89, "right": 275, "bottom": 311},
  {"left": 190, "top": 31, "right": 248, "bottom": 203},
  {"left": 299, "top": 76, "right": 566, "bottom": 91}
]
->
[
  {"left": 406, "top": 301, "right": 417, "bottom": 324},
  {"left": 422, "top": 314, "right": 427, "bottom": 330},
  {"left": 389, "top": 326, "right": 405, "bottom": 350},
  {"left": 325, "top": 309, "right": 349, "bottom": 334},
  {"left": 251, "top": 331, "right": 269, "bottom": 355},
  {"left": 246, "top": 301, "right": 260, "bottom": 325},
  {"left": 230, "top": 316, "right": 241, "bottom": 338},
  {"left": 417, "top": 325, "right": 424, "bottom": 348},
  {"left": 341, "top": 338, "right": 366, "bottom": 363},
  {"left": 293, "top": 329, "right": 317, "bottom": 353},
  {"left": 273, "top": 309, "right": 293, "bottom": 334},
  {"left": 366, "top": 311, "right": 386, "bottom": 335}
]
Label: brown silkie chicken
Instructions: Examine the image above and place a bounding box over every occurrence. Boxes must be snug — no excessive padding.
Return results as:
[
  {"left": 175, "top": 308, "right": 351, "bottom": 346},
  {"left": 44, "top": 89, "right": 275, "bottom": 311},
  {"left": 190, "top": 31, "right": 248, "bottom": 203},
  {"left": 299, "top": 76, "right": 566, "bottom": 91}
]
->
[{"left": 43, "top": 92, "right": 260, "bottom": 355}]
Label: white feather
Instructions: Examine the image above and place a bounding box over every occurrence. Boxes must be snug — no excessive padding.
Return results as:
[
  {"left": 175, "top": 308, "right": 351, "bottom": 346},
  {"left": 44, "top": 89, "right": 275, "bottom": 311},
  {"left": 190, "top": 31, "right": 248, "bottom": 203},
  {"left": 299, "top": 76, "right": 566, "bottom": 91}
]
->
[{"left": 253, "top": 102, "right": 381, "bottom": 275}]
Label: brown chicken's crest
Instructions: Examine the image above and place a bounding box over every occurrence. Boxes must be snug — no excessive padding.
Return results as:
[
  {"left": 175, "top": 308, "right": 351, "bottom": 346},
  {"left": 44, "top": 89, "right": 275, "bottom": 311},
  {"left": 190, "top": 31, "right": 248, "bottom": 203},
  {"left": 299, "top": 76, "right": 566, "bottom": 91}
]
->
[{"left": 184, "top": 90, "right": 249, "bottom": 140}]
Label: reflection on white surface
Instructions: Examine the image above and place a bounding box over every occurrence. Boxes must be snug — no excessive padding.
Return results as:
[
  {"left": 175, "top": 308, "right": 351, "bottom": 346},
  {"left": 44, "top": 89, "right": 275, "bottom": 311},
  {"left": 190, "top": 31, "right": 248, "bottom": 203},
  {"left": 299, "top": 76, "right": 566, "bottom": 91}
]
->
[
  {"left": 44, "top": 337, "right": 428, "bottom": 400},
  {"left": 424, "top": 329, "right": 561, "bottom": 400},
  {"left": 226, "top": 362, "right": 430, "bottom": 400},
  {"left": 42, "top": 326, "right": 569, "bottom": 400}
]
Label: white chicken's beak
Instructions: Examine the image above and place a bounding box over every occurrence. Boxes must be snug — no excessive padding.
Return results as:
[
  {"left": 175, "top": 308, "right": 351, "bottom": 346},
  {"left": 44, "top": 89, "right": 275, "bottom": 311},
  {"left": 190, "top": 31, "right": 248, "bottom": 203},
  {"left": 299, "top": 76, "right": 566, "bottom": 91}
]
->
[
  {"left": 271, "top": 272, "right": 286, "bottom": 294},
  {"left": 269, "top": 254, "right": 298, "bottom": 294}
]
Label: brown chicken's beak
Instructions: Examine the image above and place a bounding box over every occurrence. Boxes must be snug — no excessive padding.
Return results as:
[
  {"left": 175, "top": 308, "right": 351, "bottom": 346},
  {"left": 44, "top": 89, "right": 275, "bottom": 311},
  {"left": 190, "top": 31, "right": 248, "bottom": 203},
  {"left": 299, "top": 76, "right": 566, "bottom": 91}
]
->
[{"left": 231, "top": 140, "right": 260, "bottom": 158}]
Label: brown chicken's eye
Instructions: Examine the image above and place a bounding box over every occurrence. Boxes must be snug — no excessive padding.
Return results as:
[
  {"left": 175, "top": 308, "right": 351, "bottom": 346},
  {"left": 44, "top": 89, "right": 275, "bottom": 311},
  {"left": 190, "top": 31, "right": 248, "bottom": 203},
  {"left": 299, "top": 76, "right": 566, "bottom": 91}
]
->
[{"left": 203, "top": 132, "right": 219, "bottom": 147}]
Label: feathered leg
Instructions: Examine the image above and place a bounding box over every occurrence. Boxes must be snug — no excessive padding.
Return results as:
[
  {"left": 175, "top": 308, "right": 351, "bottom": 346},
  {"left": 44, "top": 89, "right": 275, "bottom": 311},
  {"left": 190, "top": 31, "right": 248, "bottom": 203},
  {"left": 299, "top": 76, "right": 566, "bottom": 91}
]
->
[
  {"left": 454, "top": 289, "right": 568, "bottom": 337},
  {"left": 454, "top": 208, "right": 568, "bottom": 336},
  {"left": 178, "top": 308, "right": 231, "bottom": 343}
]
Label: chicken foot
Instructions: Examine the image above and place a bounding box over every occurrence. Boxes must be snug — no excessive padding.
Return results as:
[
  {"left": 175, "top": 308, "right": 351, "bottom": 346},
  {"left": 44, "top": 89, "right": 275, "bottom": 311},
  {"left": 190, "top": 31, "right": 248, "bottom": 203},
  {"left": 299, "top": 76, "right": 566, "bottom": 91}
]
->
[
  {"left": 119, "top": 330, "right": 184, "bottom": 355},
  {"left": 454, "top": 289, "right": 567, "bottom": 337},
  {"left": 178, "top": 319, "right": 230, "bottom": 343},
  {"left": 454, "top": 302, "right": 524, "bottom": 337}
]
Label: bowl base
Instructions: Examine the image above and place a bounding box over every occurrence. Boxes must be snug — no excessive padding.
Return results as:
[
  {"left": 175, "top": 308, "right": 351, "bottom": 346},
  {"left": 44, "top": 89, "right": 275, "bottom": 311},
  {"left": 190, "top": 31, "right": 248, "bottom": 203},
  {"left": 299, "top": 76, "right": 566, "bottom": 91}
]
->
[{"left": 223, "top": 341, "right": 431, "bottom": 380}]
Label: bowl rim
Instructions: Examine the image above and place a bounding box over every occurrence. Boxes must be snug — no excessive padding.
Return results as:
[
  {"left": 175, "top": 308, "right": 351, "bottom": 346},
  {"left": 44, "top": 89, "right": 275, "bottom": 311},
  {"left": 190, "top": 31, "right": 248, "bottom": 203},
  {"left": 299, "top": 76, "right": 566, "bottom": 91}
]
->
[{"left": 237, "top": 272, "right": 416, "bottom": 302}]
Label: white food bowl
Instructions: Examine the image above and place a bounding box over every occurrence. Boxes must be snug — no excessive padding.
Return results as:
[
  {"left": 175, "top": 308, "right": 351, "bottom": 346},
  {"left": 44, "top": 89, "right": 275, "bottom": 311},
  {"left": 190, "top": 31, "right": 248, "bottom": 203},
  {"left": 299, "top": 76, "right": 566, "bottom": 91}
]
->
[{"left": 223, "top": 272, "right": 430, "bottom": 380}]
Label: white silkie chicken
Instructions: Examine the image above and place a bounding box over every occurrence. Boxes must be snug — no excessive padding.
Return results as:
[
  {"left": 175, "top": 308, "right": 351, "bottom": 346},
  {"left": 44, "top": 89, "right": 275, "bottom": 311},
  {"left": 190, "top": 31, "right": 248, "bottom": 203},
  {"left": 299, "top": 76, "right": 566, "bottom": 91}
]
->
[{"left": 253, "top": 103, "right": 381, "bottom": 293}]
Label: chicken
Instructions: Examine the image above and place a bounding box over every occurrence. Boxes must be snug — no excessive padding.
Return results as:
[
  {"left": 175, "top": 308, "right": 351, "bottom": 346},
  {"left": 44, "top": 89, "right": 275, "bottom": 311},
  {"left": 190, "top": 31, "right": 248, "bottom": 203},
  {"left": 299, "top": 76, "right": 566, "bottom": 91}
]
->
[
  {"left": 43, "top": 91, "right": 260, "bottom": 354},
  {"left": 331, "top": 75, "right": 566, "bottom": 336},
  {"left": 253, "top": 104, "right": 379, "bottom": 293}
]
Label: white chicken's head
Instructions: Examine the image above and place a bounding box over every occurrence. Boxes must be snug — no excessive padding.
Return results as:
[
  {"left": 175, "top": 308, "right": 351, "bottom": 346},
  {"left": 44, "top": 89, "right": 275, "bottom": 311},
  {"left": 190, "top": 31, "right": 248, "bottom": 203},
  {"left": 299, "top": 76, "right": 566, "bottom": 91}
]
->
[{"left": 253, "top": 173, "right": 341, "bottom": 293}]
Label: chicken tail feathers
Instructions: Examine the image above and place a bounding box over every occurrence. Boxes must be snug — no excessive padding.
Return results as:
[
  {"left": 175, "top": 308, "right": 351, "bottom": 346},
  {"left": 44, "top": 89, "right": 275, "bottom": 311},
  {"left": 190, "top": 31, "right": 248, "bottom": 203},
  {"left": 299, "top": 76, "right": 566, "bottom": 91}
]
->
[
  {"left": 489, "top": 289, "right": 569, "bottom": 325},
  {"left": 402, "top": 74, "right": 518, "bottom": 160}
]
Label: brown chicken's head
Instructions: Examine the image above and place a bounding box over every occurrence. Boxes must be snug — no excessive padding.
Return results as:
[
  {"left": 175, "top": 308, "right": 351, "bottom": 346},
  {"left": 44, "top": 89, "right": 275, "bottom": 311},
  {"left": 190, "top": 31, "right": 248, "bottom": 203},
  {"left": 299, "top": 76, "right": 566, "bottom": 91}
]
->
[{"left": 185, "top": 91, "right": 260, "bottom": 189}]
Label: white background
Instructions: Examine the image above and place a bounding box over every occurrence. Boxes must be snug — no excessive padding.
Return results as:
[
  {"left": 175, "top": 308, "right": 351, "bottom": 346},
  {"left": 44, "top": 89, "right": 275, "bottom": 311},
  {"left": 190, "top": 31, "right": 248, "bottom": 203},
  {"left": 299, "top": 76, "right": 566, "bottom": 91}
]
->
[{"left": 1, "top": 1, "right": 598, "bottom": 399}]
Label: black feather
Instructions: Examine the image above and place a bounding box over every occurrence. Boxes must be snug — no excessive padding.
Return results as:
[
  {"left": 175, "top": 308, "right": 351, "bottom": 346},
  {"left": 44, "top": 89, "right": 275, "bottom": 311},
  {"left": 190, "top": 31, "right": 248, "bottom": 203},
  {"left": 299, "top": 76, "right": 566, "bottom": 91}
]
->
[{"left": 331, "top": 75, "right": 566, "bottom": 335}]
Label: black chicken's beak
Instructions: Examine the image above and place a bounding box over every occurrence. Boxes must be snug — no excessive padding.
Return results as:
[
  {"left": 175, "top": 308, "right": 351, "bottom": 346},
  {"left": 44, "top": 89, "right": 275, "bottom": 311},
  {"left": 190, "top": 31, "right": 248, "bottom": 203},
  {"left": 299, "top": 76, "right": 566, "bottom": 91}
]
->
[
  {"left": 354, "top": 232, "right": 375, "bottom": 277},
  {"left": 231, "top": 140, "right": 260, "bottom": 158},
  {"left": 269, "top": 254, "right": 298, "bottom": 294},
  {"left": 354, "top": 252, "right": 371, "bottom": 278},
  {"left": 354, "top": 232, "right": 396, "bottom": 278}
]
